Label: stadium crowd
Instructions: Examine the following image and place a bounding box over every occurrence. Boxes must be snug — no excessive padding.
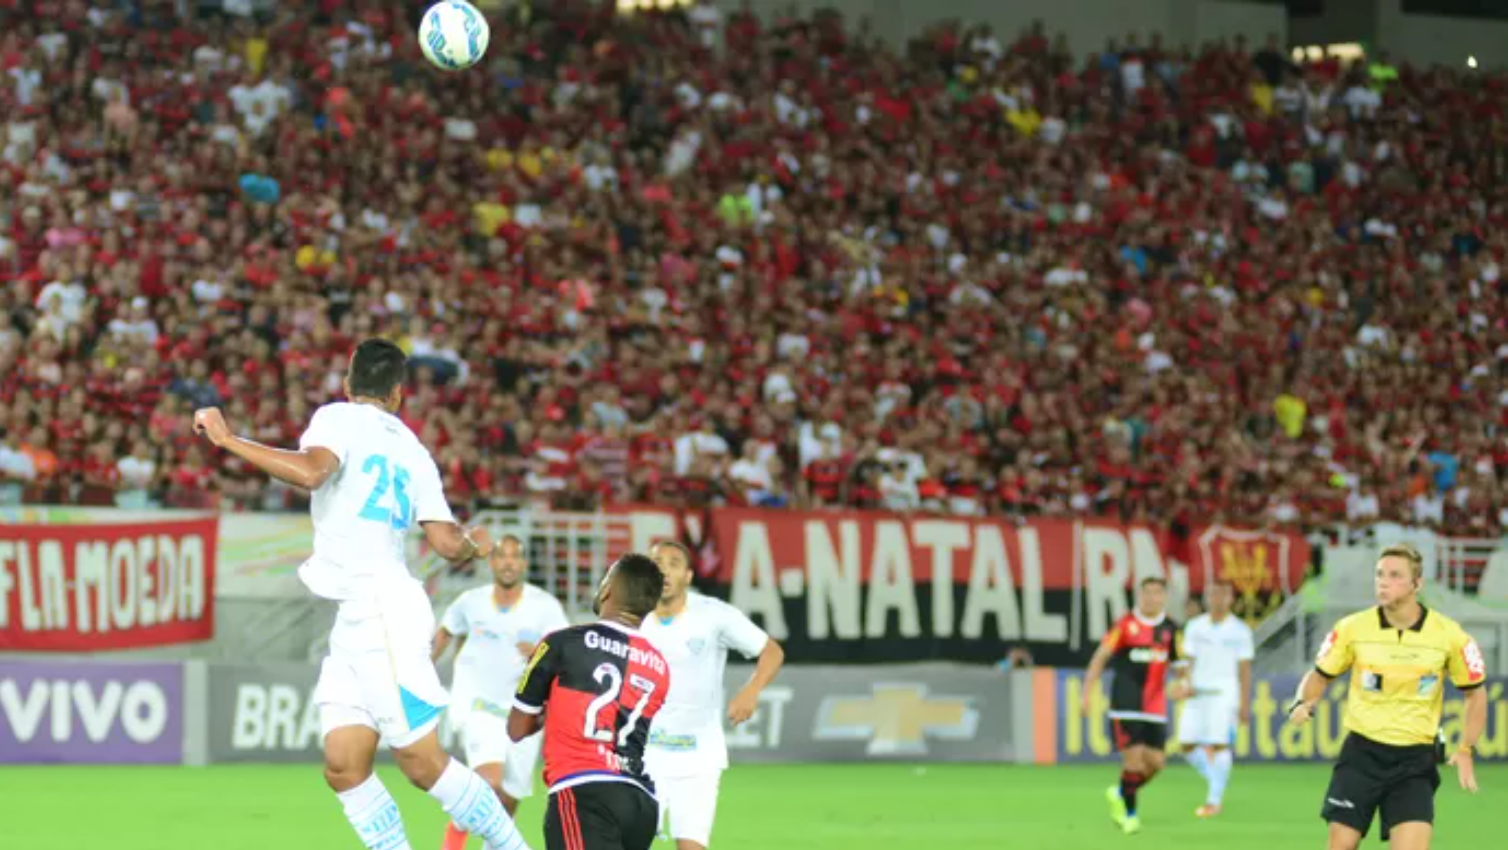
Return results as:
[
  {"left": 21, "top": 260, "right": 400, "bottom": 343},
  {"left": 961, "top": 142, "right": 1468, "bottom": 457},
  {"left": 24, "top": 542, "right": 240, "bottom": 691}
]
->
[{"left": 2, "top": 0, "right": 1508, "bottom": 534}]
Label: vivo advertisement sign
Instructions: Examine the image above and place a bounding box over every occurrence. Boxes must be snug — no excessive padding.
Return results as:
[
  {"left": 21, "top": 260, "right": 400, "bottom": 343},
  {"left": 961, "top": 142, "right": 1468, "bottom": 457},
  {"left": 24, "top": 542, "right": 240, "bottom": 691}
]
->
[{"left": 0, "top": 660, "right": 184, "bottom": 764}]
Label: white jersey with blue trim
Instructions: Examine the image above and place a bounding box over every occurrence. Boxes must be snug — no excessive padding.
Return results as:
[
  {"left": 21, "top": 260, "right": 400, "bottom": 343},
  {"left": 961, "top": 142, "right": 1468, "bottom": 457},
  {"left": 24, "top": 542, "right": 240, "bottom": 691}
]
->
[
  {"left": 441, "top": 583, "right": 571, "bottom": 720},
  {"left": 296, "top": 402, "right": 453, "bottom": 601},
  {"left": 1183, "top": 613, "right": 1254, "bottom": 698},
  {"left": 640, "top": 592, "right": 769, "bottom": 776}
]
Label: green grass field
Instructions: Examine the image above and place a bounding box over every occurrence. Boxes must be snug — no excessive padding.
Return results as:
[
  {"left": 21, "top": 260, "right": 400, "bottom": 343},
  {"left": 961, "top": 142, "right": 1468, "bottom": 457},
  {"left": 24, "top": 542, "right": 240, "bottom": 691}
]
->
[{"left": 0, "top": 763, "right": 1501, "bottom": 849}]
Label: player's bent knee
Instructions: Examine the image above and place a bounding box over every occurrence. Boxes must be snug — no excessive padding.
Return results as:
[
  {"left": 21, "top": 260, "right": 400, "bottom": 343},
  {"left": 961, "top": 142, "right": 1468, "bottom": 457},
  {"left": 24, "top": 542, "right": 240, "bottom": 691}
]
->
[
  {"left": 322, "top": 725, "right": 379, "bottom": 792},
  {"left": 323, "top": 763, "right": 368, "bottom": 793},
  {"left": 392, "top": 734, "right": 451, "bottom": 790}
]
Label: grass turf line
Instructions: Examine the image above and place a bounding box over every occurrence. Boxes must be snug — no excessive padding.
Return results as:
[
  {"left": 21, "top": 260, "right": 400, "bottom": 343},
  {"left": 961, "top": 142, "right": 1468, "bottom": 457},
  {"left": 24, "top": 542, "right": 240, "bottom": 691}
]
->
[{"left": 0, "top": 763, "right": 1502, "bottom": 849}]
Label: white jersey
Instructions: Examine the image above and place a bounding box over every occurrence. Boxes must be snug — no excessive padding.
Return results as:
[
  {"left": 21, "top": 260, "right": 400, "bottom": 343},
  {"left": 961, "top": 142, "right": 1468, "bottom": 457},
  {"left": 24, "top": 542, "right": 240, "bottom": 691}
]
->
[
  {"left": 441, "top": 584, "right": 570, "bottom": 719},
  {"left": 641, "top": 592, "right": 769, "bottom": 776},
  {"left": 297, "top": 402, "right": 453, "bottom": 601},
  {"left": 1183, "top": 613, "right": 1254, "bottom": 698}
]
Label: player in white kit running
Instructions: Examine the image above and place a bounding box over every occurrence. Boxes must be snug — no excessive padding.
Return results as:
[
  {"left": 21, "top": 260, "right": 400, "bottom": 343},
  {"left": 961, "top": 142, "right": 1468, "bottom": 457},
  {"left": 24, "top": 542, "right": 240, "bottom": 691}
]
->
[
  {"left": 434, "top": 534, "right": 570, "bottom": 850},
  {"left": 1177, "top": 579, "right": 1254, "bottom": 818},
  {"left": 193, "top": 339, "right": 531, "bottom": 850},
  {"left": 640, "top": 541, "right": 785, "bottom": 850}
]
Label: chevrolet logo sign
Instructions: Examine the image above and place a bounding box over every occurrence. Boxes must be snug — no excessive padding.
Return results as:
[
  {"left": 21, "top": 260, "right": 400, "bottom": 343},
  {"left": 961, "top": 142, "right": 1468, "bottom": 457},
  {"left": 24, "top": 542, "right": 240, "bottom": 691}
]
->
[{"left": 814, "top": 683, "right": 979, "bottom": 756}]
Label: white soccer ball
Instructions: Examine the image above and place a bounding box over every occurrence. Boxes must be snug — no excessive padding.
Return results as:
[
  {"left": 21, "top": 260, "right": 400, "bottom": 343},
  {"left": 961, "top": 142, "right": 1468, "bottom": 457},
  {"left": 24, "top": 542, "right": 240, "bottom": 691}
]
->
[{"left": 418, "top": 1, "right": 490, "bottom": 71}]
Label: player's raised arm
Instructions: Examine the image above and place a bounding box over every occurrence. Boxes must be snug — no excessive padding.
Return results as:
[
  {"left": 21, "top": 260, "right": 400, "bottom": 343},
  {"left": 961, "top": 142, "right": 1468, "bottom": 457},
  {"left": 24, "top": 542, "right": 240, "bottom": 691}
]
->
[
  {"left": 193, "top": 407, "right": 341, "bottom": 490},
  {"left": 422, "top": 521, "right": 493, "bottom": 564}
]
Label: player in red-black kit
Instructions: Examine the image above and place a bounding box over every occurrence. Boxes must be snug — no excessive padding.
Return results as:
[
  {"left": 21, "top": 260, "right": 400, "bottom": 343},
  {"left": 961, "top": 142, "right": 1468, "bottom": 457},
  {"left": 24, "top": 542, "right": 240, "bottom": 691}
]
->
[
  {"left": 1082, "top": 576, "right": 1192, "bottom": 835},
  {"left": 508, "top": 554, "right": 671, "bottom": 850}
]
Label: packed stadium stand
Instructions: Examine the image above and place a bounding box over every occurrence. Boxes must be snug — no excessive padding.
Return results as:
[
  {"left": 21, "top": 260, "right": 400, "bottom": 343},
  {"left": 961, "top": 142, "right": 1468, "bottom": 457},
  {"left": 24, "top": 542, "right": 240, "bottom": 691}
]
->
[{"left": 3, "top": 0, "right": 1507, "bottom": 535}]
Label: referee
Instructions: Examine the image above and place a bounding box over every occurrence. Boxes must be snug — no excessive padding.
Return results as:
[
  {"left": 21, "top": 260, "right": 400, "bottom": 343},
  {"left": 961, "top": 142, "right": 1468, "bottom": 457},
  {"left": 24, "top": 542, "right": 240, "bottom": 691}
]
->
[{"left": 1287, "top": 543, "right": 1487, "bottom": 850}]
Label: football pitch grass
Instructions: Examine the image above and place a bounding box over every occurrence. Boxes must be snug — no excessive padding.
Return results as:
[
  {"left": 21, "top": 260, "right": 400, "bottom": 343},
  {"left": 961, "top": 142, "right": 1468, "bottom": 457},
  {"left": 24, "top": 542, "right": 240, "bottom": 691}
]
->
[{"left": 0, "top": 763, "right": 1502, "bottom": 849}]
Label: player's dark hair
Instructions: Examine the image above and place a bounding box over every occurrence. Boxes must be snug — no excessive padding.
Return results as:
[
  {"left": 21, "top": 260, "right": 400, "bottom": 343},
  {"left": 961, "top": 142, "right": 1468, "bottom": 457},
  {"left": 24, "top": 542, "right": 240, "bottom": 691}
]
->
[
  {"left": 611, "top": 553, "right": 665, "bottom": 619},
  {"left": 348, "top": 338, "right": 408, "bottom": 399},
  {"left": 1140, "top": 576, "right": 1168, "bottom": 589}
]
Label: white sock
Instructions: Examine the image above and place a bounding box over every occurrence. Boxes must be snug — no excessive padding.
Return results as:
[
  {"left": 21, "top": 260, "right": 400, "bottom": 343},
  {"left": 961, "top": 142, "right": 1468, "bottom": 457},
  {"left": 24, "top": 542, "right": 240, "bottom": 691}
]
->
[
  {"left": 1209, "top": 749, "right": 1234, "bottom": 805},
  {"left": 428, "top": 759, "right": 531, "bottom": 850},
  {"left": 1185, "top": 747, "right": 1211, "bottom": 781},
  {"left": 338, "top": 774, "right": 413, "bottom": 850}
]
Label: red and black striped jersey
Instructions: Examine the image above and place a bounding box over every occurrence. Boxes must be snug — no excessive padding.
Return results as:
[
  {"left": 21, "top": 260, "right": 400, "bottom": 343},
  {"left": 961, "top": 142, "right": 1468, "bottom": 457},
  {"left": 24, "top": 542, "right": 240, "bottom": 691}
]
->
[
  {"left": 1100, "top": 612, "right": 1181, "bottom": 722},
  {"left": 513, "top": 621, "right": 671, "bottom": 795}
]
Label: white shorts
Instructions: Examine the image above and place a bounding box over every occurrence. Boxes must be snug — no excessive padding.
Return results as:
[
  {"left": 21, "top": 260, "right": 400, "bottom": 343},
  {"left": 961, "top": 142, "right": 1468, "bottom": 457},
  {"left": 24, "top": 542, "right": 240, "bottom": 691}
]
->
[
  {"left": 655, "top": 770, "right": 722, "bottom": 847},
  {"left": 458, "top": 709, "right": 541, "bottom": 800},
  {"left": 1177, "top": 693, "right": 1238, "bottom": 747},
  {"left": 314, "top": 580, "right": 450, "bottom": 750}
]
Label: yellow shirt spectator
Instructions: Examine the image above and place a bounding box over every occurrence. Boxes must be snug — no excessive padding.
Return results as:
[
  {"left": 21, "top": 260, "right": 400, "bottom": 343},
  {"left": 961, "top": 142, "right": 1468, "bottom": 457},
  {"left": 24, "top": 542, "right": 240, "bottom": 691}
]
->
[
  {"left": 244, "top": 37, "right": 268, "bottom": 76},
  {"left": 486, "top": 148, "right": 514, "bottom": 172},
  {"left": 1274, "top": 392, "right": 1306, "bottom": 438},
  {"left": 1007, "top": 107, "right": 1042, "bottom": 138},
  {"left": 473, "top": 201, "right": 510, "bottom": 236},
  {"left": 296, "top": 245, "right": 336, "bottom": 272},
  {"left": 1250, "top": 83, "right": 1274, "bottom": 116}
]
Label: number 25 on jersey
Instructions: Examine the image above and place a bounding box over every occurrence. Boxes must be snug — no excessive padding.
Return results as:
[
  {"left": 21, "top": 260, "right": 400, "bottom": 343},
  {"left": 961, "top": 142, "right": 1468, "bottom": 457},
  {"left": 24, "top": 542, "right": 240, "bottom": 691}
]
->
[{"left": 358, "top": 454, "right": 412, "bottom": 529}]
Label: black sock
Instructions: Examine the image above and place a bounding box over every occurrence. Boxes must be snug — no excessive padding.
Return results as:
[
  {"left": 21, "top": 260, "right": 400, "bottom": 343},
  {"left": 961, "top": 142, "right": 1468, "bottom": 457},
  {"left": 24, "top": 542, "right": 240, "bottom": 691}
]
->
[{"left": 1120, "top": 771, "right": 1144, "bottom": 816}]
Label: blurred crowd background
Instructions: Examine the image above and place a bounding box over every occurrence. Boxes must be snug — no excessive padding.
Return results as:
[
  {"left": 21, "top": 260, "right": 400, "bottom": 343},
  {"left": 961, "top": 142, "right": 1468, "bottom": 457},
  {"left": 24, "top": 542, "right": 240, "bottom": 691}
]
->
[{"left": 3, "top": 0, "right": 1507, "bottom": 535}]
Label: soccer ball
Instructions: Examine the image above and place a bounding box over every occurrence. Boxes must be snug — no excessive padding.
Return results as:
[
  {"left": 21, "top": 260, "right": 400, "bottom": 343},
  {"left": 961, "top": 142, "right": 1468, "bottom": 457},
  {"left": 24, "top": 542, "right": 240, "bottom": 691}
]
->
[{"left": 418, "top": 1, "right": 490, "bottom": 71}]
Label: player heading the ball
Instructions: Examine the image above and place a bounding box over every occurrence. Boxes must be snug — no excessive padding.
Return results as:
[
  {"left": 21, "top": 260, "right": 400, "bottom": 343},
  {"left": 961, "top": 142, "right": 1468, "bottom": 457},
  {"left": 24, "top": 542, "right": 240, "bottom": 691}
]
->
[{"left": 194, "top": 338, "right": 532, "bottom": 850}]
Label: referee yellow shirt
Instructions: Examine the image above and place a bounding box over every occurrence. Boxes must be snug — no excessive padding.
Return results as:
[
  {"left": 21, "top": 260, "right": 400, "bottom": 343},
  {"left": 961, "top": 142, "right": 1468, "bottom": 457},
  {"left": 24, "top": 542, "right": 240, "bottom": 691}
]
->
[{"left": 1315, "top": 605, "right": 1486, "bottom": 746}]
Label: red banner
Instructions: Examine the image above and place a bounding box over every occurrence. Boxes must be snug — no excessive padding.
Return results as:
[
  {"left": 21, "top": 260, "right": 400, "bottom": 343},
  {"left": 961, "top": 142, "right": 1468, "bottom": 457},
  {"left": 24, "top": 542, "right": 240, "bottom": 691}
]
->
[
  {"left": 607, "top": 506, "right": 1309, "bottom": 664},
  {"left": 0, "top": 518, "right": 218, "bottom": 652}
]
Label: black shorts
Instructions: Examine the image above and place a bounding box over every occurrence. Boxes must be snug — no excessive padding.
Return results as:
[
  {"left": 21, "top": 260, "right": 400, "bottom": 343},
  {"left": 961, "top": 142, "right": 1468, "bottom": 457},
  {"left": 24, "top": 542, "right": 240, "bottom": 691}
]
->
[
  {"left": 1110, "top": 718, "right": 1168, "bottom": 751},
  {"left": 545, "top": 782, "right": 659, "bottom": 850},
  {"left": 1321, "top": 733, "right": 1440, "bottom": 841}
]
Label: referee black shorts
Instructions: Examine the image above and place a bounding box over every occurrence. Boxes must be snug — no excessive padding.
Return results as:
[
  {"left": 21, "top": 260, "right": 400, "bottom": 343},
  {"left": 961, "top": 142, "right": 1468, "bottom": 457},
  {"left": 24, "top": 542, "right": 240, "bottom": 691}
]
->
[
  {"left": 545, "top": 782, "right": 659, "bottom": 850},
  {"left": 1320, "top": 733, "right": 1440, "bottom": 841}
]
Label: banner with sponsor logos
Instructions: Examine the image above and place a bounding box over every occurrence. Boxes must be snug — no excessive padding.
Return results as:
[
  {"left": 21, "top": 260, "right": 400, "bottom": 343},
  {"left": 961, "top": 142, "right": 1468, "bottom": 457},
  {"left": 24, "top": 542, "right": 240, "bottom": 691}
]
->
[
  {"left": 206, "top": 662, "right": 462, "bottom": 763},
  {"left": 204, "top": 661, "right": 1014, "bottom": 764},
  {"left": 1031, "top": 668, "right": 1508, "bottom": 763},
  {"left": 0, "top": 660, "right": 184, "bottom": 764},
  {"left": 0, "top": 517, "right": 217, "bottom": 651},
  {"left": 612, "top": 507, "right": 1309, "bottom": 666}
]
